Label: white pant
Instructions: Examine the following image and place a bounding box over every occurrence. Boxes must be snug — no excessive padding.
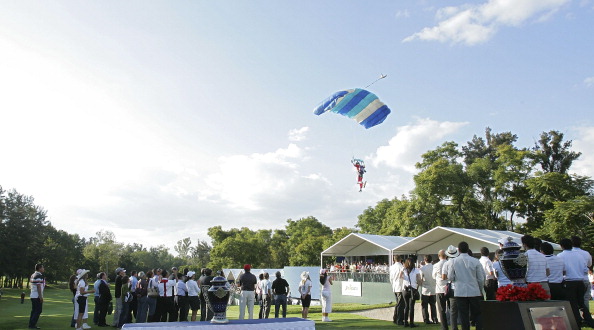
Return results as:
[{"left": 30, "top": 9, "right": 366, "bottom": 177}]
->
[
  {"left": 239, "top": 290, "right": 255, "bottom": 319},
  {"left": 321, "top": 290, "right": 332, "bottom": 313}
]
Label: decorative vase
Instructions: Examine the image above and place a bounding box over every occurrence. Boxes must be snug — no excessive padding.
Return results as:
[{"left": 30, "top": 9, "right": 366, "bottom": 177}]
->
[
  {"left": 500, "top": 236, "right": 528, "bottom": 286},
  {"left": 203, "top": 276, "right": 231, "bottom": 323}
]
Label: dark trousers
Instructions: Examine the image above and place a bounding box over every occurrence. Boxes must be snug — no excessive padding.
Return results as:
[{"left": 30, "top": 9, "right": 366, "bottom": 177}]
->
[
  {"left": 456, "top": 296, "right": 482, "bottom": 330},
  {"left": 129, "top": 294, "right": 138, "bottom": 321},
  {"left": 393, "top": 292, "right": 406, "bottom": 324},
  {"left": 153, "top": 297, "right": 164, "bottom": 322},
  {"left": 97, "top": 299, "right": 110, "bottom": 326},
  {"left": 549, "top": 282, "right": 566, "bottom": 301},
  {"left": 484, "top": 279, "right": 497, "bottom": 300},
  {"left": 162, "top": 296, "right": 177, "bottom": 322},
  {"left": 177, "top": 296, "right": 189, "bottom": 321},
  {"left": 93, "top": 296, "right": 100, "bottom": 324},
  {"left": 421, "top": 294, "right": 438, "bottom": 323},
  {"left": 565, "top": 280, "right": 594, "bottom": 327},
  {"left": 274, "top": 294, "right": 287, "bottom": 318},
  {"left": 436, "top": 293, "right": 449, "bottom": 330},
  {"left": 200, "top": 296, "right": 207, "bottom": 321},
  {"left": 29, "top": 298, "right": 43, "bottom": 328},
  {"left": 403, "top": 291, "right": 418, "bottom": 324}
]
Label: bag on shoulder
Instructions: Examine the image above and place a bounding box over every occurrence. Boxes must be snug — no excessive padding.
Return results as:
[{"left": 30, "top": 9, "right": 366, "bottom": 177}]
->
[
  {"left": 444, "top": 282, "right": 454, "bottom": 299},
  {"left": 147, "top": 280, "right": 159, "bottom": 298}
]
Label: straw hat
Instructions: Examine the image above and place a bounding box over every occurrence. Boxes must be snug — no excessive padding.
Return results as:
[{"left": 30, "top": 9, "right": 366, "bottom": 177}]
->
[
  {"left": 445, "top": 245, "right": 459, "bottom": 258},
  {"left": 76, "top": 269, "right": 90, "bottom": 279}
]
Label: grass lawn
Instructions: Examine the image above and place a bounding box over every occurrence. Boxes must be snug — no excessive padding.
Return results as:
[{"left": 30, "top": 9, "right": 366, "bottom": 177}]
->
[
  {"left": 0, "top": 287, "right": 446, "bottom": 329},
  {"left": 9, "top": 286, "right": 594, "bottom": 329}
]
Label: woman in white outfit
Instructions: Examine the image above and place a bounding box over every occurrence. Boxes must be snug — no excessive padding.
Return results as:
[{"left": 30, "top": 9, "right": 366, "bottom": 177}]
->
[
  {"left": 298, "top": 272, "right": 312, "bottom": 319},
  {"left": 74, "top": 269, "right": 95, "bottom": 330},
  {"left": 320, "top": 269, "right": 333, "bottom": 322}
]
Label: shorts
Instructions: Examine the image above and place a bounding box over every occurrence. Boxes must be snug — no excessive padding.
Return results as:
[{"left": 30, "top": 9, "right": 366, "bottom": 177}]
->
[
  {"left": 301, "top": 294, "right": 311, "bottom": 308},
  {"left": 77, "top": 296, "right": 88, "bottom": 314},
  {"left": 188, "top": 296, "right": 200, "bottom": 311}
]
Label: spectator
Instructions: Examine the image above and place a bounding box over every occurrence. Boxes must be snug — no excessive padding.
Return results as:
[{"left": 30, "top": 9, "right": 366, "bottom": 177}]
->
[
  {"left": 96, "top": 272, "right": 111, "bottom": 327},
  {"left": 186, "top": 271, "right": 201, "bottom": 322},
  {"left": 260, "top": 272, "right": 272, "bottom": 319},
  {"left": 298, "top": 271, "right": 313, "bottom": 319},
  {"left": 118, "top": 276, "right": 132, "bottom": 328},
  {"left": 28, "top": 263, "right": 45, "bottom": 330},
  {"left": 558, "top": 238, "right": 594, "bottom": 327},
  {"left": 320, "top": 269, "right": 333, "bottom": 322},
  {"left": 541, "top": 242, "right": 565, "bottom": 300},
  {"left": 176, "top": 272, "right": 189, "bottom": 322},
  {"left": 432, "top": 250, "right": 449, "bottom": 330},
  {"left": 74, "top": 269, "right": 95, "bottom": 330},
  {"left": 159, "top": 270, "right": 177, "bottom": 322},
  {"left": 135, "top": 271, "right": 149, "bottom": 323},
  {"left": 198, "top": 269, "right": 208, "bottom": 321},
  {"left": 69, "top": 273, "right": 78, "bottom": 328},
  {"left": 272, "top": 271, "right": 289, "bottom": 318},
  {"left": 492, "top": 249, "right": 511, "bottom": 288},
  {"left": 93, "top": 273, "right": 102, "bottom": 325},
  {"left": 146, "top": 271, "right": 159, "bottom": 322},
  {"left": 201, "top": 268, "right": 214, "bottom": 321},
  {"left": 572, "top": 236, "right": 593, "bottom": 311},
  {"left": 128, "top": 271, "right": 138, "bottom": 322},
  {"left": 448, "top": 241, "right": 484, "bottom": 330},
  {"left": 256, "top": 273, "right": 264, "bottom": 319},
  {"left": 390, "top": 255, "right": 405, "bottom": 325},
  {"left": 420, "top": 255, "right": 438, "bottom": 324},
  {"left": 238, "top": 265, "right": 257, "bottom": 320},
  {"left": 442, "top": 245, "right": 460, "bottom": 330},
  {"left": 522, "top": 235, "right": 550, "bottom": 298},
  {"left": 479, "top": 247, "right": 497, "bottom": 300},
  {"left": 112, "top": 267, "right": 126, "bottom": 327},
  {"left": 402, "top": 257, "right": 422, "bottom": 328}
]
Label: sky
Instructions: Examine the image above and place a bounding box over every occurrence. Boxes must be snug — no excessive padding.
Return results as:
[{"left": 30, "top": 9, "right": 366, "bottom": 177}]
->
[{"left": 1, "top": 0, "right": 593, "bottom": 254}]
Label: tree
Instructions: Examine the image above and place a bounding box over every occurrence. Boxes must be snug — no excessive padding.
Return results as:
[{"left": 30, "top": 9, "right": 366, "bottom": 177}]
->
[
  {"left": 174, "top": 237, "right": 192, "bottom": 259},
  {"left": 531, "top": 130, "right": 581, "bottom": 174},
  {"left": 285, "top": 217, "right": 332, "bottom": 266}
]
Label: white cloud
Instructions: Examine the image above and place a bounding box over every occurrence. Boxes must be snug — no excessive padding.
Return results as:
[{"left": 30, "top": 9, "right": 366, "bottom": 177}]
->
[
  {"left": 572, "top": 126, "right": 594, "bottom": 178},
  {"left": 584, "top": 77, "right": 594, "bottom": 87},
  {"left": 370, "top": 118, "right": 469, "bottom": 172},
  {"left": 288, "top": 126, "right": 309, "bottom": 142},
  {"left": 403, "top": 0, "right": 569, "bottom": 45},
  {"left": 395, "top": 10, "right": 410, "bottom": 18}
]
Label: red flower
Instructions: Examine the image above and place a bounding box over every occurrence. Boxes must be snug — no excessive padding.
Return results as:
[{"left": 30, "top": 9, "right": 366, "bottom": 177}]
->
[{"left": 495, "top": 283, "right": 551, "bottom": 302}]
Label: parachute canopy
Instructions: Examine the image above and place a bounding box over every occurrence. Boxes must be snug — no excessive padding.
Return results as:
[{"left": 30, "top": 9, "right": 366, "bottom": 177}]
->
[{"left": 313, "top": 88, "right": 391, "bottom": 129}]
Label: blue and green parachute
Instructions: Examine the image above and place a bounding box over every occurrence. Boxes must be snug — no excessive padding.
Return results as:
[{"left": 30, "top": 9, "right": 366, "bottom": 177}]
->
[{"left": 313, "top": 88, "right": 391, "bottom": 129}]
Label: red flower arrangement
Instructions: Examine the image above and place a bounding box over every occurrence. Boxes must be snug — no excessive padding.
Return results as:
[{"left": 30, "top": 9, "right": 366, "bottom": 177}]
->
[{"left": 496, "top": 283, "right": 550, "bottom": 301}]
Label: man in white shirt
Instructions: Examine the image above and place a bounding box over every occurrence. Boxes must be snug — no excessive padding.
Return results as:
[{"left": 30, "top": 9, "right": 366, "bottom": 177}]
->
[
  {"left": 433, "top": 250, "right": 449, "bottom": 330},
  {"left": 389, "top": 255, "right": 405, "bottom": 325},
  {"left": 558, "top": 238, "right": 594, "bottom": 328},
  {"left": 259, "top": 272, "right": 272, "bottom": 319},
  {"left": 28, "top": 263, "right": 45, "bottom": 329},
  {"left": 448, "top": 242, "right": 485, "bottom": 330},
  {"left": 443, "top": 245, "right": 460, "bottom": 330},
  {"left": 479, "top": 247, "right": 496, "bottom": 300},
  {"left": 572, "top": 236, "right": 593, "bottom": 310},
  {"left": 541, "top": 242, "right": 565, "bottom": 300},
  {"left": 420, "top": 255, "right": 438, "bottom": 324},
  {"left": 522, "top": 235, "right": 551, "bottom": 298}
]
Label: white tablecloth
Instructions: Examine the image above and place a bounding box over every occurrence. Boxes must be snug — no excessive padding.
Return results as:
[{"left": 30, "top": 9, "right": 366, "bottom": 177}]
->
[{"left": 122, "top": 317, "right": 315, "bottom": 329}]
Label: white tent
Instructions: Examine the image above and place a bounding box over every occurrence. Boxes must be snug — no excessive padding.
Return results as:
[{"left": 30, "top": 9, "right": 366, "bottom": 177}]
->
[
  {"left": 320, "top": 233, "right": 411, "bottom": 266},
  {"left": 393, "top": 226, "right": 562, "bottom": 255}
]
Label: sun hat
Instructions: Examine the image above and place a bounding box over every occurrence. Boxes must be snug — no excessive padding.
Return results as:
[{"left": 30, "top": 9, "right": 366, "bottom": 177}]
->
[
  {"left": 76, "top": 269, "right": 90, "bottom": 279},
  {"left": 445, "top": 245, "right": 460, "bottom": 258},
  {"left": 300, "top": 271, "right": 309, "bottom": 281}
]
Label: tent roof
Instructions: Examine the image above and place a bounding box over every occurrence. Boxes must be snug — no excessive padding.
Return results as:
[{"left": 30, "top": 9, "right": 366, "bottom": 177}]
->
[
  {"left": 321, "top": 233, "right": 411, "bottom": 256},
  {"left": 393, "top": 226, "right": 562, "bottom": 254}
]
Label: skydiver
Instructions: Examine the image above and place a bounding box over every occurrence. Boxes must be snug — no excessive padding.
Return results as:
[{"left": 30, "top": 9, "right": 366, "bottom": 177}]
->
[{"left": 351, "top": 159, "right": 367, "bottom": 192}]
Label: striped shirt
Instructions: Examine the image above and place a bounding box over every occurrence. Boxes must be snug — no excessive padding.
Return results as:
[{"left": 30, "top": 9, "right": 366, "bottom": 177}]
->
[
  {"left": 558, "top": 250, "right": 588, "bottom": 281},
  {"left": 545, "top": 254, "right": 565, "bottom": 283},
  {"left": 573, "top": 248, "right": 592, "bottom": 281},
  {"left": 525, "top": 249, "right": 548, "bottom": 283},
  {"left": 30, "top": 271, "right": 45, "bottom": 299}
]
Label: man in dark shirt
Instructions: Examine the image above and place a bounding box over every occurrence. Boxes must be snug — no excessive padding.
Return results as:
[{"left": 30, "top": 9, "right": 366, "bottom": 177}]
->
[
  {"left": 237, "top": 264, "right": 257, "bottom": 319},
  {"left": 198, "top": 269, "right": 207, "bottom": 321},
  {"left": 112, "top": 267, "right": 125, "bottom": 327},
  {"left": 201, "top": 269, "right": 214, "bottom": 321},
  {"left": 271, "top": 271, "right": 290, "bottom": 318},
  {"left": 97, "top": 272, "right": 112, "bottom": 327}
]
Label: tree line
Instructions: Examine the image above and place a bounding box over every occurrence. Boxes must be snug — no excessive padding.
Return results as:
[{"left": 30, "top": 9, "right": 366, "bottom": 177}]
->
[
  {"left": 2, "top": 128, "right": 592, "bottom": 287},
  {"left": 356, "top": 129, "right": 594, "bottom": 252}
]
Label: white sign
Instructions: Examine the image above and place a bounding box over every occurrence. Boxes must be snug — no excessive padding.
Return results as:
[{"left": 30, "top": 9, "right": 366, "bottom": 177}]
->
[{"left": 341, "top": 280, "right": 362, "bottom": 296}]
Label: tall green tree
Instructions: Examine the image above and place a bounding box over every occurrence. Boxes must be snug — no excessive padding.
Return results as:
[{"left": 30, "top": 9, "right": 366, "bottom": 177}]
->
[{"left": 285, "top": 216, "right": 332, "bottom": 266}]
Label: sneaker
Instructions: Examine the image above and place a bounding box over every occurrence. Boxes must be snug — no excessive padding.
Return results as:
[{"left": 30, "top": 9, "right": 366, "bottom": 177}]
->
[{"left": 83, "top": 324, "right": 92, "bottom": 329}]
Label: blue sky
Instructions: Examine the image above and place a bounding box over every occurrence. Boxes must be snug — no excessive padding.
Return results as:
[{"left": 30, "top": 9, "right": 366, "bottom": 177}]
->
[{"left": 1, "top": 1, "right": 593, "bottom": 251}]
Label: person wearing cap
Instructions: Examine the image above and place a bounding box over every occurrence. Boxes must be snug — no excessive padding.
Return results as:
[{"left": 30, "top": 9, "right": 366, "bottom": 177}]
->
[
  {"left": 298, "top": 271, "right": 313, "bottom": 319},
  {"left": 112, "top": 267, "right": 126, "bottom": 327},
  {"left": 74, "top": 269, "right": 95, "bottom": 330},
  {"left": 186, "top": 271, "right": 200, "bottom": 321},
  {"left": 237, "top": 264, "right": 258, "bottom": 319},
  {"left": 28, "top": 263, "right": 45, "bottom": 330},
  {"left": 447, "top": 242, "right": 485, "bottom": 330},
  {"left": 320, "top": 268, "right": 333, "bottom": 322},
  {"left": 272, "top": 271, "right": 289, "bottom": 318},
  {"left": 442, "top": 245, "right": 459, "bottom": 330}
]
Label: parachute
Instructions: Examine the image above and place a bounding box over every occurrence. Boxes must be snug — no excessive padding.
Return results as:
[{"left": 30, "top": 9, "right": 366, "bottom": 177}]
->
[{"left": 313, "top": 88, "right": 391, "bottom": 129}]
